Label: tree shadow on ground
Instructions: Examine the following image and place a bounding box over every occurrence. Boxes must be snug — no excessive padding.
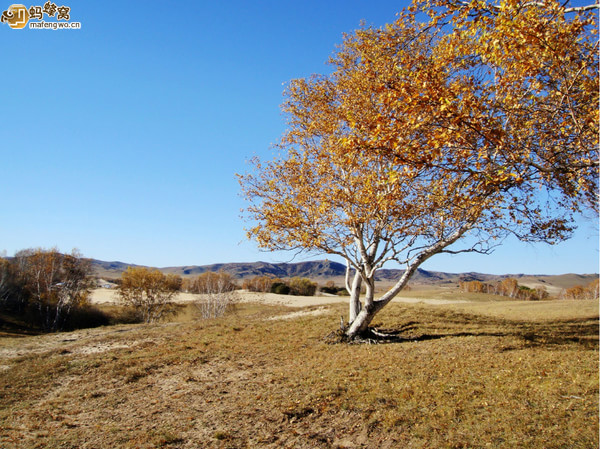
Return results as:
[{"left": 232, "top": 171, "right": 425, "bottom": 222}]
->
[
  {"left": 502, "top": 317, "right": 599, "bottom": 350},
  {"left": 0, "top": 315, "right": 43, "bottom": 337},
  {"left": 327, "top": 316, "right": 599, "bottom": 349}
]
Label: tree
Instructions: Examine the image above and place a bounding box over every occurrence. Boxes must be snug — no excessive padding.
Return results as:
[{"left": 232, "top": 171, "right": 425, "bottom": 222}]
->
[
  {"left": 191, "top": 271, "right": 238, "bottom": 319},
  {"left": 10, "top": 248, "right": 93, "bottom": 331},
  {"left": 270, "top": 281, "right": 291, "bottom": 295},
  {"left": 0, "top": 257, "right": 13, "bottom": 305},
  {"left": 184, "top": 271, "right": 237, "bottom": 294},
  {"left": 242, "top": 275, "right": 278, "bottom": 292},
  {"left": 118, "top": 267, "right": 181, "bottom": 323},
  {"left": 561, "top": 279, "right": 600, "bottom": 299},
  {"left": 239, "top": 0, "right": 598, "bottom": 339},
  {"left": 499, "top": 278, "right": 520, "bottom": 298},
  {"left": 288, "top": 277, "right": 318, "bottom": 296}
]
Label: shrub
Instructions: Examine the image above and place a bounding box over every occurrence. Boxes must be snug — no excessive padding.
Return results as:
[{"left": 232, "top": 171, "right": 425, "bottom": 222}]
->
[
  {"left": 242, "top": 276, "right": 277, "bottom": 293},
  {"left": 288, "top": 277, "right": 317, "bottom": 296},
  {"left": 271, "top": 282, "right": 291, "bottom": 295},
  {"left": 320, "top": 280, "right": 340, "bottom": 295},
  {"left": 118, "top": 267, "right": 180, "bottom": 323},
  {"left": 320, "top": 285, "right": 339, "bottom": 295}
]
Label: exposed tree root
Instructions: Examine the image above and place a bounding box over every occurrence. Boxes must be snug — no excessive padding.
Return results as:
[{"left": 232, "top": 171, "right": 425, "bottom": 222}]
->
[{"left": 323, "top": 326, "right": 420, "bottom": 345}]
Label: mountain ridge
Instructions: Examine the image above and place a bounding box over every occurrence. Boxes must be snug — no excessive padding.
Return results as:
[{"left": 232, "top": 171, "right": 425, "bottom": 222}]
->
[{"left": 90, "top": 259, "right": 598, "bottom": 289}]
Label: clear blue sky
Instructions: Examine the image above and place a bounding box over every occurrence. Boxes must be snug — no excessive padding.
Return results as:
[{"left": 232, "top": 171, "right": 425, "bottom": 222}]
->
[{"left": 1, "top": 1, "right": 597, "bottom": 275}]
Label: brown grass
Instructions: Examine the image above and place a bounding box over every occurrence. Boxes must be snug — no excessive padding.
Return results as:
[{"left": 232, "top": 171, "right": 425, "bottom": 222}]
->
[{"left": 0, "top": 299, "right": 597, "bottom": 449}]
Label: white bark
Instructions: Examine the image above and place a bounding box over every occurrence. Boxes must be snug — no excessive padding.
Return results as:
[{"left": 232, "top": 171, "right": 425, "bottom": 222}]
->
[
  {"left": 346, "top": 222, "right": 473, "bottom": 338},
  {"left": 348, "top": 271, "right": 362, "bottom": 324},
  {"left": 195, "top": 275, "right": 238, "bottom": 319}
]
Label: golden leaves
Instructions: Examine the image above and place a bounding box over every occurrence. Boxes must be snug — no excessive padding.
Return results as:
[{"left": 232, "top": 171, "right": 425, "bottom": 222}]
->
[{"left": 239, "top": 0, "right": 598, "bottom": 262}]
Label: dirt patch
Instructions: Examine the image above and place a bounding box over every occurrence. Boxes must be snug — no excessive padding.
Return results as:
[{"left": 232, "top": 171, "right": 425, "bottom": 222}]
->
[
  {"left": 0, "top": 324, "right": 161, "bottom": 360},
  {"left": 391, "top": 296, "right": 469, "bottom": 305},
  {"left": 268, "top": 307, "right": 330, "bottom": 321},
  {"left": 90, "top": 288, "right": 470, "bottom": 308},
  {"left": 90, "top": 288, "right": 202, "bottom": 305},
  {"left": 74, "top": 340, "right": 140, "bottom": 355}
]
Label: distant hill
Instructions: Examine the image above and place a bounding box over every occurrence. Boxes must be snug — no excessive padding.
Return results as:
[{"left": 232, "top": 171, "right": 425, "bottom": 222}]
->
[
  {"left": 93, "top": 259, "right": 349, "bottom": 280},
  {"left": 90, "top": 260, "right": 143, "bottom": 278},
  {"left": 90, "top": 259, "right": 598, "bottom": 290}
]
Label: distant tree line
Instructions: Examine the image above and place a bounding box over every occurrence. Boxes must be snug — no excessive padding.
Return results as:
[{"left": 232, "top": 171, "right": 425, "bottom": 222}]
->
[
  {"left": 559, "top": 280, "right": 599, "bottom": 300},
  {"left": 461, "top": 277, "right": 600, "bottom": 301},
  {"left": 459, "top": 278, "right": 549, "bottom": 301},
  {"left": 242, "top": 275, "right": 318, "bottom": 296}
]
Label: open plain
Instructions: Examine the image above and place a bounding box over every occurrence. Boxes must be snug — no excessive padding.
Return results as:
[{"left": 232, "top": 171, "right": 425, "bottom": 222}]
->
[{"left": 0, "top": 291, "right": 598, "bottom": 449}]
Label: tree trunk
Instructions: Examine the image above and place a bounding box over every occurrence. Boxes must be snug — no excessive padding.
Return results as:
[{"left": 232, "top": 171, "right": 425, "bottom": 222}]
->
[
  {"left": 344, "top": 223, "right": 474, "bottom": 339},
  {"left": 346, "top": 304, "right": 379, "bottom": 337},
  {"left": 348, "top": 272, "right": 362, "bottom": 324},
  {"left": 347, "top": 275, "right": 380, "bottom": 337}
]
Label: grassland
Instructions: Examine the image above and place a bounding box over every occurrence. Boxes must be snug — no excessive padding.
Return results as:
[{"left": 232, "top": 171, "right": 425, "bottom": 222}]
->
[{"left": 0, "top": 297, "right": 597, "bottom": 449}]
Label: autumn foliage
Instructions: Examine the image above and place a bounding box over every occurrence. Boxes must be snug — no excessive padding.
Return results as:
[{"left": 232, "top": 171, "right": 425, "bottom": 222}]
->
[
  {"left": 459, "top": 278, "right": 549, "bottom": 300},
  {"left": 185, "top": 271, "right": 239, "bottom": 319},
  {"left": 0, "top": 248, "right": 96, "bottom": 331},
  {"left": 118, "top": 267, "right": 181, "bottom": 323},
  {"left": 287, "top": 277, "right": 318, "bottom": 296},
  {"left": 242, "top": 276, "right": 279, "bottom": 293},
  {"left": 182, "top": 271, "right": 237, "bottom": 294},
  {"left": 241, "top": 275, "right": 317, "bottom": 296},
  {"left": 413, "top": 0, "right": 599, "bottom": 214},
  {"left": 560, "top": 279, "right": 599, "bottom": 300},
  {"left": 239, "top": 0, "right": 598, "bottom": 338}
]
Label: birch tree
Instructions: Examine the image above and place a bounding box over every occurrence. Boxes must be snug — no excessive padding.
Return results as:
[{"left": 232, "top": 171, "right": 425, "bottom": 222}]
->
[
  {"left": 192, "top": 271, "right": 238, "bottom": 319},
  {"left": 11, "top": 248, "right": 93, "bottom": 331},
  {"left": 239, "top": 0, "right": 598, "bottom": 339},
  {"left": 118, "top": 267, "right": 181, "bottom": 323}
]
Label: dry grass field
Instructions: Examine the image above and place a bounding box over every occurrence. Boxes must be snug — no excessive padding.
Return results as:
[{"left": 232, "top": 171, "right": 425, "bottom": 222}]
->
[{"left": 0, "top": 296, "right": 597, "bottom": 449}]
